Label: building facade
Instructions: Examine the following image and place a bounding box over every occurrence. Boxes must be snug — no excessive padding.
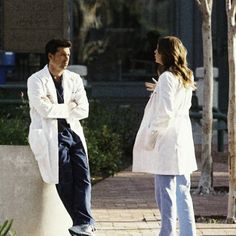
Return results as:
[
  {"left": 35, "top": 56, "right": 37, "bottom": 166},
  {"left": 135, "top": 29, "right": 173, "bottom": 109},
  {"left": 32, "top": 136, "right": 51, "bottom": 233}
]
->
[{"left": 0, "top": 0, "right": 228, "bottom": 111}]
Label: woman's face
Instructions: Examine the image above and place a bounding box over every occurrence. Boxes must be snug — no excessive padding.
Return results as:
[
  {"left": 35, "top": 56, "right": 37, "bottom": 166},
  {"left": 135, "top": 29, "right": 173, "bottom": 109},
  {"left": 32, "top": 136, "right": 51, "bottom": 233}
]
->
[{"left": 154, "top": 47, "right": 163, "bottom": 65}]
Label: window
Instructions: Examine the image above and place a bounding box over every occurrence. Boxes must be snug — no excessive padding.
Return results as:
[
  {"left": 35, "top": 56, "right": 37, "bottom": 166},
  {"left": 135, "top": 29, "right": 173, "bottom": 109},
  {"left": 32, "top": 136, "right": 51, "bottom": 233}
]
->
[{"left": 73, "top": 0, "right": 173, "bottom": 82}]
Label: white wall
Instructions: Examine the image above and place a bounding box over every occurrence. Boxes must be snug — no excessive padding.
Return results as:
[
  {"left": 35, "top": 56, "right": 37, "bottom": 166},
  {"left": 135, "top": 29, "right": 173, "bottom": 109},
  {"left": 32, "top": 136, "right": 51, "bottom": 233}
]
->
[{"left": 0, "top": 145, "right": 71, "bottom": 236}]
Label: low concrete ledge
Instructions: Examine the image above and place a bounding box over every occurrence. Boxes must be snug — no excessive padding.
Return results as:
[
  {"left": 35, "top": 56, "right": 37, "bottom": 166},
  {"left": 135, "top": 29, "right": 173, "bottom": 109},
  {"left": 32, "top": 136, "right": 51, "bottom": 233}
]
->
[{"left": 0, "top": 145, "right": 71, "bottom": 236}]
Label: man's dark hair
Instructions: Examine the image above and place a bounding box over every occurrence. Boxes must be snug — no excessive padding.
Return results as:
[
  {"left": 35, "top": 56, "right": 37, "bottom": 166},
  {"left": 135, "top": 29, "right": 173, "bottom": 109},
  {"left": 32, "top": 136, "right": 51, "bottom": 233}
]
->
[{"left": 45, "top": 39, "right": 72, "bottom": 63}]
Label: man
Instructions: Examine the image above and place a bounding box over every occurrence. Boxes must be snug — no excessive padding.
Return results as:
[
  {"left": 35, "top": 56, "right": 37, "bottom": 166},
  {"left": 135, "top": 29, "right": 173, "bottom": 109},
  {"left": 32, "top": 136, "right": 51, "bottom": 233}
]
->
[{"left": 27, "top": 39, "right": 96, "bottom": 236}]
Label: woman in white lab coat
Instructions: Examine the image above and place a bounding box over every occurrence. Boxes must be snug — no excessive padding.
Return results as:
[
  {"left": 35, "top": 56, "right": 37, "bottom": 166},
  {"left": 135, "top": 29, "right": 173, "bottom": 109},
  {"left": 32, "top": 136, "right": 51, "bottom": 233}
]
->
[{"left": 133, "top": 36, "right": 197, "bottom": 236}]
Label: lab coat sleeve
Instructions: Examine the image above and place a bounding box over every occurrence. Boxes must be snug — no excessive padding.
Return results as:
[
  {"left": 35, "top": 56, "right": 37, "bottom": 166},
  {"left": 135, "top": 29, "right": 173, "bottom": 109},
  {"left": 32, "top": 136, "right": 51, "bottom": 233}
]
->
[
  {"left": 144, "top": 72, "right": 176, "bottom": 150},
  {"left": 69, "top": 75, "right": 89, "bottom": 120},
  {"left": 27, "top": 75, "right": 71, "bottom": 119}
]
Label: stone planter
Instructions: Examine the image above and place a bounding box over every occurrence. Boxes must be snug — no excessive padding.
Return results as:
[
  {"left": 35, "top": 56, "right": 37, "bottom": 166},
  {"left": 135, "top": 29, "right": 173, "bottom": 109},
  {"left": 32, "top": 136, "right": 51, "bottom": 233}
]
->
[{"left": 0, "top": 145, "right": 71, "bottom": 236}]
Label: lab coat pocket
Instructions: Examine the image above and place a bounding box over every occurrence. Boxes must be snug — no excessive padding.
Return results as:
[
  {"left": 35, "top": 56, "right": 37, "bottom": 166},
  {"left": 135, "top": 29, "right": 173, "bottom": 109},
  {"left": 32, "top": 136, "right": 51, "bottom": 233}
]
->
[
  {"left": 28, "top": 129, "right": 48, "bottom": 161},
  {"left": 144, "top": 129, "right": 158, "bottom": 151}
]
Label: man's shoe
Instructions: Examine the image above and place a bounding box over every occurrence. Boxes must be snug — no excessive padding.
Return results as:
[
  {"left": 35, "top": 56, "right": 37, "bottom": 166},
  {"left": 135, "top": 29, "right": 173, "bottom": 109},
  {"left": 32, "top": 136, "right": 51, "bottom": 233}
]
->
[{"left": 68, "top": 224, "right": 96, "bottom": 236}]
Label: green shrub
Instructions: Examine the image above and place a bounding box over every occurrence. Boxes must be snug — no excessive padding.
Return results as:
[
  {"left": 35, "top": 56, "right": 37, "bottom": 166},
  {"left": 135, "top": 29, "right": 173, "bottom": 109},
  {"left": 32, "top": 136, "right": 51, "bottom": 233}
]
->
[
  {"left": 86, "top": 101, "right": 142, "bottom": 166},
  {"left": 84, "top": 124, "right": 123, "bottom": 177},
  {"left": 108, "top": 104, "right": 141, "bottom": 164},
  {"left": 0, "top": 100, "right": 142, "bottom": 177},
  {"left": 0, "top": 118, "right": 29, "bottom": 145},
  {"left": 0, "top": 219, "right": 16, "bottom": 236},
  {"left": 0, "top": 104, "right": 29, "bottom": 145}
]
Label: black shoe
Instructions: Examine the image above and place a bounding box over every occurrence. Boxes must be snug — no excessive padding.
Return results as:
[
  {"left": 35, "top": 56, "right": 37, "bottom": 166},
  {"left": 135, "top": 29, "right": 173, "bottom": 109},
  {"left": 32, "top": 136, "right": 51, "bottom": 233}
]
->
[{"left": 68, "top": 224, "right": 96, "bottom": 236}]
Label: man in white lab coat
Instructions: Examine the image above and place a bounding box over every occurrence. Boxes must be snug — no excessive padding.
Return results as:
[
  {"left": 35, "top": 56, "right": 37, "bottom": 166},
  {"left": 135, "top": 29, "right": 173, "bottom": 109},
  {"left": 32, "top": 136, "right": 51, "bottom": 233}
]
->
[{"left": 27, "top": 39, "right": 95, "bottom": 236}]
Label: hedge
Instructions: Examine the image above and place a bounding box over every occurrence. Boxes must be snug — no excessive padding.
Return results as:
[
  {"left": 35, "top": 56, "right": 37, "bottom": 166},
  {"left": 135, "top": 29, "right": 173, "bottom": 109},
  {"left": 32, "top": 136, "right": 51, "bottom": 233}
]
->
[{"left": 0, "top": 101, "right": 142, "bottom": 177}]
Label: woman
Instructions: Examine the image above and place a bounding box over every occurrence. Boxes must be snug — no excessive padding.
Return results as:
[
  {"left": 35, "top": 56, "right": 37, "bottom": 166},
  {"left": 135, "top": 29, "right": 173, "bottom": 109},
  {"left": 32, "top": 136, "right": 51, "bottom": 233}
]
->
[{"left": 133, "top": 36, "right": 197, "bottom": 236}]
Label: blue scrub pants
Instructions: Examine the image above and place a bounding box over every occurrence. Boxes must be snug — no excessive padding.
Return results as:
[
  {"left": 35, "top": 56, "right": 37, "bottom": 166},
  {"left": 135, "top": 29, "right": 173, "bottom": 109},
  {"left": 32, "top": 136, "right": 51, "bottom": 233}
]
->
[
  {"left": 155, "top": 175, "right": 196, "bottom": 236},
  {"left": 56, "top": 128, "right": 95, "bottom": 227}
]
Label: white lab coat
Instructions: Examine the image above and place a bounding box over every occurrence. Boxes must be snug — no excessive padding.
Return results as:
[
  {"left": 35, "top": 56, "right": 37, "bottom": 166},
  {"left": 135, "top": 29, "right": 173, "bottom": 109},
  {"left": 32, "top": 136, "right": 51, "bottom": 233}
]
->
[
  {"left": 132, "top": 71, "right": 197, "bottom": 175},
  {"left": 27, "top": 65, "right": 89, "bottom": 184}
]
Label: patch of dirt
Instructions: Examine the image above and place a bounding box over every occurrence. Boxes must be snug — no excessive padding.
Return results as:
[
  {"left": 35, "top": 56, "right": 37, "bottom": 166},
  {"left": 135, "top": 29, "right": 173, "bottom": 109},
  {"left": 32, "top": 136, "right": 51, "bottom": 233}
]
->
[{"left": 195, "top": 215, "right": 228, "bottom": 224}]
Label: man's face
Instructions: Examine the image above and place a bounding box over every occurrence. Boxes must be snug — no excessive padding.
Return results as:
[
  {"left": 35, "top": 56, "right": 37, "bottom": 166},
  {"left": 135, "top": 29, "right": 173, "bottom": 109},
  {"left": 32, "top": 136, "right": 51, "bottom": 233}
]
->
[{"left": 48, "top": 47, "right": 70, "bottom": 71}]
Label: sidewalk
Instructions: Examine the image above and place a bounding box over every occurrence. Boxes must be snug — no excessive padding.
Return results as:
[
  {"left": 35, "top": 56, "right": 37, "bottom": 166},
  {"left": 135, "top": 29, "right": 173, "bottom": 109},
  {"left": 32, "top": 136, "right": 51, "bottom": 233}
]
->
[{"left": 91, "top": 150, "right": 236, "bottom": 236}]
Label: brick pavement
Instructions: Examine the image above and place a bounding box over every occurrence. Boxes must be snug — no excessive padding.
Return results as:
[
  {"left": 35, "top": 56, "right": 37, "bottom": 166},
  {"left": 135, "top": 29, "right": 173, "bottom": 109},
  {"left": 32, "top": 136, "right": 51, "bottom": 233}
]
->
[{"left": 91, "top": 157, "right": 236, "bottom": 236}]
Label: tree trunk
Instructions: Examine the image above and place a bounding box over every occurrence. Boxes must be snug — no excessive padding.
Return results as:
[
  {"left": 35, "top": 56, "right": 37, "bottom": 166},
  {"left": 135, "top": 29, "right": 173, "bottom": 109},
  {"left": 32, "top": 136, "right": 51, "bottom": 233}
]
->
[
  {"left": 226, "top": 0, "right": 236, "bottom": 223},
  {"left": 77, "top": 0, "right": 100, "bottom": 62},
  {"left": 195, "top": 0, "right": 214, "bottom": 194}
]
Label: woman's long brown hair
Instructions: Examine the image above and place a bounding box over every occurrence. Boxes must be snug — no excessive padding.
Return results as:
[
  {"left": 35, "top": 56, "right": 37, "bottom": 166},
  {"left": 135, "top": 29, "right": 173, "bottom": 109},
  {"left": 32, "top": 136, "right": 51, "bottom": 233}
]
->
[{"left": 157, "top": 36, "right": 195, "bottom": 88}]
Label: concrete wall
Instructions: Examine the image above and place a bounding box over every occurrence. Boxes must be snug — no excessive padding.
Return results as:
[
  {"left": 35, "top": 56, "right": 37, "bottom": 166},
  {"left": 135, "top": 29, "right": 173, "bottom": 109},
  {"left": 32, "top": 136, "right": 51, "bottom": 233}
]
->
[{"left": 0, "top": 145, "right": 71, "bottom": 236}]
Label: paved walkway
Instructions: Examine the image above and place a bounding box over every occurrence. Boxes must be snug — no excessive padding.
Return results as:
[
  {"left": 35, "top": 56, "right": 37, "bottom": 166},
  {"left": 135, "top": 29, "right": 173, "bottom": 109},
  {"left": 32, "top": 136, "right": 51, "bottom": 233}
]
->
[{"left": 91, "top": 156, "right": 236, "bottom": 236}]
